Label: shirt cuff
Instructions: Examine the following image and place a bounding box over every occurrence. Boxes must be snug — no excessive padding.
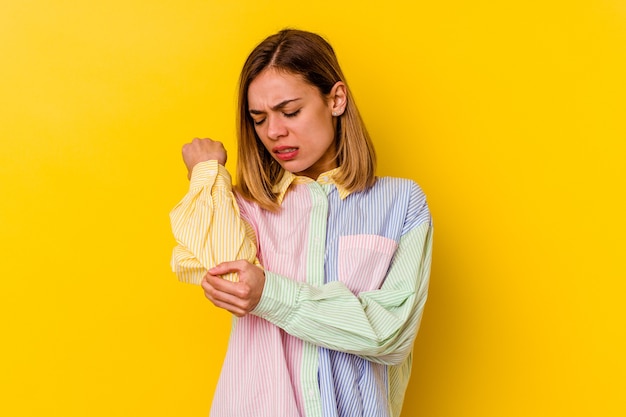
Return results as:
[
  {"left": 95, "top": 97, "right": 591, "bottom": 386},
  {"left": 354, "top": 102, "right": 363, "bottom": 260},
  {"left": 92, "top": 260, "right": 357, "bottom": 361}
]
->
[
  {"left": 252, "top": 271, "right": 300, "bottom": 327},
  {"left": 189, "top": 160, "right": 231, "bottom": 189}
]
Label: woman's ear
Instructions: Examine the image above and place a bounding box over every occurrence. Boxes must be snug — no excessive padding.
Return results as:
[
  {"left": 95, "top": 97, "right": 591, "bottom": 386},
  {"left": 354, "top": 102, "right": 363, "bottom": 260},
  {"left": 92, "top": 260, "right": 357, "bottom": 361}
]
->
[{"left": 329, "top": 81, "right": 347, "bottom": 116}]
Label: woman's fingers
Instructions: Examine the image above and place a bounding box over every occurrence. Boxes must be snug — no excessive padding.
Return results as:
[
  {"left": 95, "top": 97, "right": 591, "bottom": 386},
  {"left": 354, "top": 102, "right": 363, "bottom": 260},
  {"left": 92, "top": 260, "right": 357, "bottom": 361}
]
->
[{"left": 203, "top": 261, "right": 266, "bottom": 316}]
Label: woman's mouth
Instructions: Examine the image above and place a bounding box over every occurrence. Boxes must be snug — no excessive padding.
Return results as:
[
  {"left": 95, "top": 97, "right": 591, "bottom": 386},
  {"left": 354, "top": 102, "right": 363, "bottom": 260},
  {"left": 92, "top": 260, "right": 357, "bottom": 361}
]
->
[{"left": 273, "top": 147, "right": 299, "bottom": 161}]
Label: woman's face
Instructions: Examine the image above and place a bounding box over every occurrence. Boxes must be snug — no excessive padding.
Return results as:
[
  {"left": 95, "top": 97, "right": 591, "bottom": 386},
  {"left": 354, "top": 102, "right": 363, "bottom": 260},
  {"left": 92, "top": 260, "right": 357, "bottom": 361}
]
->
[{"left": 247, "top": 69, "right": 345, "bottom": 179}]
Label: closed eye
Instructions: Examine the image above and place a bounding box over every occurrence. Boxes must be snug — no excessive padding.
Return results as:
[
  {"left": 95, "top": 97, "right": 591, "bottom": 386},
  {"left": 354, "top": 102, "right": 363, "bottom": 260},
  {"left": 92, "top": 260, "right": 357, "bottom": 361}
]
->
[
  {"left": 250, "top": 109, "right": 300, "bottom": 126},
  {"left": 284, "top": 109, "right": 300, "bottom": 118}
]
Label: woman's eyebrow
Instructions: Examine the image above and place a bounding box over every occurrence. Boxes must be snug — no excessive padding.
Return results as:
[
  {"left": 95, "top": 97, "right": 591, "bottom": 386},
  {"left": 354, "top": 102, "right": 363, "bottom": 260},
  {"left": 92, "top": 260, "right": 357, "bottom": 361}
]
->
[{"left": 249, "top": 98, "right": 302, "bottom": 114}]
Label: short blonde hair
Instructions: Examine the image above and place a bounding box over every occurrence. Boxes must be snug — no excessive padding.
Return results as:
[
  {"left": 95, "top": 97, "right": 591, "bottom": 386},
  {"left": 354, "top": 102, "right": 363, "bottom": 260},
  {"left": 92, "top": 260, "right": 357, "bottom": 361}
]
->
[{"left": 236, "top": 29, "right": 376, "bottom": 211}]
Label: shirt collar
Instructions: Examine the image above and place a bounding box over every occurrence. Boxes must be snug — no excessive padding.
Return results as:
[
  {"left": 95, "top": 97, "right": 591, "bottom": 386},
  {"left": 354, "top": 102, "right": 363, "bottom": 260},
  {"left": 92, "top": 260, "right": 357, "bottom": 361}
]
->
[{"left": 272, "top": 167, "right": 352, "bottom": 205}]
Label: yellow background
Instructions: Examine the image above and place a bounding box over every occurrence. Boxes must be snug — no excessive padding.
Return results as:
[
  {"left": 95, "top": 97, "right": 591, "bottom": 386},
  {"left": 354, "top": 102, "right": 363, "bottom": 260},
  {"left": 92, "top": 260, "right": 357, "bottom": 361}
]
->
[{"left": 1, "top": 1, "right": 624, "bottom": 416}]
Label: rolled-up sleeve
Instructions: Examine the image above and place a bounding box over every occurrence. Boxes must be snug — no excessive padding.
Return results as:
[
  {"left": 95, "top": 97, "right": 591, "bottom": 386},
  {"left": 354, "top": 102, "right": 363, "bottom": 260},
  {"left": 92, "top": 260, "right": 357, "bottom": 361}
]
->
[{"left": 169, "top": 160, "right": 258, "bottom": 284}]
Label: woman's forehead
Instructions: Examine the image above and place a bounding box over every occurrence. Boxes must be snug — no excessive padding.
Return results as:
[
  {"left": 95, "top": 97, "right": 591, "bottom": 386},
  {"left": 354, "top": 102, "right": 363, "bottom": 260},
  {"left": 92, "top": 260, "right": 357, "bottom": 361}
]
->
[{"left": 248, "top": 69, "right": 318, "bottom": 109}]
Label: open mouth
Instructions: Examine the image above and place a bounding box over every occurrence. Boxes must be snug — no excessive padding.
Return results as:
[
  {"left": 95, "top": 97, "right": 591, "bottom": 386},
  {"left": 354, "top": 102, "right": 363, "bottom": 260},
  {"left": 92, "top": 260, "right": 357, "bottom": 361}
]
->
[{"left": 273, "top": 147, "right": 299, "bottom": 161}]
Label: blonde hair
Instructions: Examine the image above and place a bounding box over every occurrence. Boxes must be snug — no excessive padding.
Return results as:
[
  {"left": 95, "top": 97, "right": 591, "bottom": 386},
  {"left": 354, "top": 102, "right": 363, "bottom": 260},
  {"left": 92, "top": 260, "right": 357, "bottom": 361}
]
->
[{"left": 236, "top": 29, "right": 376, "bottom": 211}]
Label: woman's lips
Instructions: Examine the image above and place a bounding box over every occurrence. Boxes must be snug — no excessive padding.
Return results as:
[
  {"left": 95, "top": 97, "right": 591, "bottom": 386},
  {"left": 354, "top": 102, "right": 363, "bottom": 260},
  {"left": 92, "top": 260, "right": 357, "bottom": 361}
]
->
[{"left": 273, "top": 146, "right": 299, "bottom": 161}]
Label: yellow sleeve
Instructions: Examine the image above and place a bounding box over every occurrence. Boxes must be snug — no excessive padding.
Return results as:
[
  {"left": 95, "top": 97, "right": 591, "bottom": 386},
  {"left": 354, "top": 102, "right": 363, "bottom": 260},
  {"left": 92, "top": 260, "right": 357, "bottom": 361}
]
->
[{"left": 169, "top": 160, "right": 258, "bottom": 284}]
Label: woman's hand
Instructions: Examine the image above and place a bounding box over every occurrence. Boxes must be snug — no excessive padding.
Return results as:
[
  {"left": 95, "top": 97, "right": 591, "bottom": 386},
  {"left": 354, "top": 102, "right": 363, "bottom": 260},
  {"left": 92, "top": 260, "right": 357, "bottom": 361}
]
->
[
  {"left": 201, "top": 260, "right": 266, "bottom": 317},
  {"left": 181, "top": 138, "right": 227, "bottom": 179}
]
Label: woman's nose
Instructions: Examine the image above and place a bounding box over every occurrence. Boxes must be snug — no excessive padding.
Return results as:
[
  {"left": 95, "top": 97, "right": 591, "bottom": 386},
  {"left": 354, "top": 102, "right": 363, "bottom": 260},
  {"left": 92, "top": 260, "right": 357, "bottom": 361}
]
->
[{"left": 267, "top": 115, "right": 287, "bottom": 140}]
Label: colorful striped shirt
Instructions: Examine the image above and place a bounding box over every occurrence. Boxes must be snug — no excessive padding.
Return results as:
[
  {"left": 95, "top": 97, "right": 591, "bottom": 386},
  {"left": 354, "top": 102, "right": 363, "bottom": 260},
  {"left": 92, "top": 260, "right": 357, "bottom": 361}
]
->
[{"left": 170, "top": 160, "right": 433, "bottom": 417}]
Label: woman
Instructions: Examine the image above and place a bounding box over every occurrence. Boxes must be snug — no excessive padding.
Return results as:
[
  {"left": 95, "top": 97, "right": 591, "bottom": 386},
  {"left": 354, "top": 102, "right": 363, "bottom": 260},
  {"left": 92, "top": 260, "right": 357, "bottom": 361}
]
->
[{"left": 170, "top": 29, "right": 432, "bottom": 417}]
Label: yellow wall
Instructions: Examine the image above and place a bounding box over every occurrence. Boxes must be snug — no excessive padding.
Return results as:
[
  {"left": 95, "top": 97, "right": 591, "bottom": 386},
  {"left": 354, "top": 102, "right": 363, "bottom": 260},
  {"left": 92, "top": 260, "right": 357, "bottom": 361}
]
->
[{"left": 1, "top": 1, "right": 624, "bottom": 416}]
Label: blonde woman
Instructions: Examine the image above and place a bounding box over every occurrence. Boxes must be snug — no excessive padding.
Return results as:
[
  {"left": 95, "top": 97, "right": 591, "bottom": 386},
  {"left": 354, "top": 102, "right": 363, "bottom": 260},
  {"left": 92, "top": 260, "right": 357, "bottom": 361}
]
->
[{"left": 170, "top": 29, "right": 433, "bottom": 417}]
